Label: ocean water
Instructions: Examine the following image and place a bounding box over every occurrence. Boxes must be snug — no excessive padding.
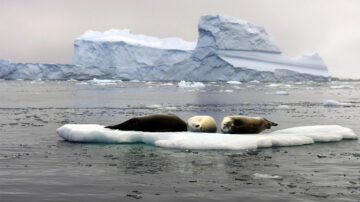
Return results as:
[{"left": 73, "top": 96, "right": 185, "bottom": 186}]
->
[{"left": 0, "top": 80, "right": 360, "bottom": 201}]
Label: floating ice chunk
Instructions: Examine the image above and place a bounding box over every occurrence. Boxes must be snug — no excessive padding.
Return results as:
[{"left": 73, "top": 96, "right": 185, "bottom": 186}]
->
[
  {"left": 57, "top": 125, "right": 358, "bottom": 150},
  {"left": 330, "top": 85, "right": 354, "bottom": 89},
  {"left": 277, "top": 105, "right": 291, "bottom": 110},
  {"left": 219, "top": 89, "right": 234, "bottom": 93},
  {"left": 324, "top": 100, "right": 352, "bottom": 107},
  {"left": 30, "top": 79, "right": 44, "bottom": 84},
  {"left": 275, "top": 91, "right": 289, "bottom": 95},
  {"left": 253, "top": 173, "right": 283, "bottom": 180},
  {"left": 250, "top": 80, "right": 260, "bottom": 83},
  {"left": 178, "top": 80, "right": 205, "bottom": 88},
  {"left": 88, "top": 78, "right": 122, "bottom": 85},
  {"left": 227, "top": 81, "right": 242, "bottom": 85},
  {"left": 267, "top": 83, "right": 281, "bottom": 88},
  {"left": 267, "top": 83, "right": 293, "bottom": 88},
  {"left": 164, "top": 106, "right": 178, "bottom": 110}
]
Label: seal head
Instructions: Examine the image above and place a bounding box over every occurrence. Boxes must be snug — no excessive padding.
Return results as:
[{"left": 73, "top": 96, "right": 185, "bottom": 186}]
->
[
  {"left": 187, "top": 115, "right": 217, "bottom": 133},
  {"left": 221, "top": 116, "right": 278, "bottom": 134}
]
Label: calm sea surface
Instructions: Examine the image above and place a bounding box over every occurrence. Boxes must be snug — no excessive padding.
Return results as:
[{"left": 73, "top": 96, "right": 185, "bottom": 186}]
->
[{"left": 0, "top": 80, "right": 359, "bottom": 201}]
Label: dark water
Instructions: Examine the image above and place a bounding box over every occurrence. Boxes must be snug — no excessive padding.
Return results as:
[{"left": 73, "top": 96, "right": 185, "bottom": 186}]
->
[{"left": 0, "top": 80, "right": 360, "bottom": 201}]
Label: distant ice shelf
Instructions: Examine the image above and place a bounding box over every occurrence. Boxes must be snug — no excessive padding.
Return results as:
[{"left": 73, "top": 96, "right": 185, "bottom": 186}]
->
[{"left": 0, "top": 14, "right": 330, "bottom": 81}]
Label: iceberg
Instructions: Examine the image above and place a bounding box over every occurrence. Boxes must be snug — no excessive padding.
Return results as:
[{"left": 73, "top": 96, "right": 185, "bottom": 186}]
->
[
  {"left": 72, "top": 29, "right": 195, "bottom": 68},
  {"left": 56, "top": 124, "right": 357, "bottom": 150},
  {"left": 323, "top": 100, "right": 353, "bottom": 107},
  {"left": 0, "top": 15, "right": 330, "bottom": 81}
]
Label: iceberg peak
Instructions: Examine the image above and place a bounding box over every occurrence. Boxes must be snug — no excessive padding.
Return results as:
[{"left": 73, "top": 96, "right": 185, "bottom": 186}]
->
[{"left": 197, "top": 14, "right": 282, "bottom": 53}]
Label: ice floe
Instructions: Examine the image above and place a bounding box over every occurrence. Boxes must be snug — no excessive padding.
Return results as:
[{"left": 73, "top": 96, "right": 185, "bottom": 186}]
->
[
  {"left": 330, "top": 85, "right": 354, "bottom": 89},
  {"left": 177, "top": 80, "right": 205, "bottom": 88},
  {"left": 57, "top": 125, "right": 357, "bottom": 150},
  {"left": 253, "top": 173, "right": 283, "bottom": 180},
  {"left": 277, "top": 105, "right": 291, "bottom": 110},
  {"left": 275, "top": 91, "right": 289, "bottom": 95},
  {"left": 323, "top": 100, "right": 352, "bottom": 107},
  {"left": 227, "top": 81, "right": 242, "bottom": 85},
  {"left": 88, "top": 78, "right": 122, "bottom": 85}
]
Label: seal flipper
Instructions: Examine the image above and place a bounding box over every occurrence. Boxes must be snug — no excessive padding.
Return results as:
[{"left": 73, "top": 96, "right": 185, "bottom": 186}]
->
[{"left": 264, "top": 118, "right": 278, "bottom": 129}]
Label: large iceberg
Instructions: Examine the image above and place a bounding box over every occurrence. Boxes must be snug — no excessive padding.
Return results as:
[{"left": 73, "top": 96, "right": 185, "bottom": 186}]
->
[{"left": 0, "top": 15, "right": 330, "bottom": 81}]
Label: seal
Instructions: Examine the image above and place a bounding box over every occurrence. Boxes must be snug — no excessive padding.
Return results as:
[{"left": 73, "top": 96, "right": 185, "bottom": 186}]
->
[
  {"left": 221, "top": 116, "right": 278, "bottom": 134},
  {"left": 187, "top": 115, "right": 217, "bottom": 133},
  {"left": 105, "top": 114, "right": 187, "bottom": 132}
]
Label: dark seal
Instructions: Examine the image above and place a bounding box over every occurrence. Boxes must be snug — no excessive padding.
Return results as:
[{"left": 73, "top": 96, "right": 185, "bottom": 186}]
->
[
  {"left": 221, "top": 116, "right": 278, "bottom": 134},
  {"left": 105, "top": 114, "right": 187, "bottom": 132}
]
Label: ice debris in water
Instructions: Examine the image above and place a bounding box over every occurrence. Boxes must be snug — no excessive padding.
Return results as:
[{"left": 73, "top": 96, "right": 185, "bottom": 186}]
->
[
  {"left": 57, "top": 125, "right": 358, "bottom": 150},
  {"left": 253, "top": 173, "right": 283, "bottom": 180},
  {"left": 323, "top": 100, "right": 352, "bottom": 107},
  {"left": 178, "top": 80, "right": 205, "bottom": 88},
  {"left": 277, "top": 105, "right": 291, "bottom": 110},
  {"left": 267, "top": 83, "right": 293, "bottom": 88},
  {"left": 227, "top": 81, "right": 242, "bottom": 85},
  {"left": 330, "top": 85, "right": 354, "bottom": 89},
  {"left": 275, "top": 91, "right": 289, "bottom": 95},
  {"left": 88, "top": 78, "right": 122, "bottom": 85}
]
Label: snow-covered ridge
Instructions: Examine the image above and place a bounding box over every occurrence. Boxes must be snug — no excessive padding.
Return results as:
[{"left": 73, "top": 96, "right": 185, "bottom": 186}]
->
[{"left": 77, "top": 29, "right": 195, "bottom": 50}]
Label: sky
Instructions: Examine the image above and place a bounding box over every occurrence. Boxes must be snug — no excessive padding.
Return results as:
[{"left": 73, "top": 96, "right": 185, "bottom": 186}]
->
[{"left": 0, "top": 0, "right": 359, "bottom": 79}]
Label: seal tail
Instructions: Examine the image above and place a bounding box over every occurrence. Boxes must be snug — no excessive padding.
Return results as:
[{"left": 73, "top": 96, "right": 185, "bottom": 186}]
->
[{"left": 264, "top": 118, "right": 278, "bottom": 127}]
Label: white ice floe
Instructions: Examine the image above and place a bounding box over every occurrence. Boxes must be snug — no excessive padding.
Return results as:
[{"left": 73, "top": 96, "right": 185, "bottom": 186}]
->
[
  {"left": 88, "top": 78, "right": 122, "bottom": 85},
  {"left": 253, "top": 173, "right": 283, "bottom": 180},
  {"left": 266, "top": 83, "right": 293, "bottom": 88},
  {"left": 227, "top": 81, "right": 242, "bottom": 85},
  {"left": 323, "top": 100, "right": 353, "bottom": 107},
  {"left": 164, "top": 106, "right": 178, "bottom": 110},
  {"left": 57, "top": 125, "right": 357, "bottom": 150},
  {"left": 275, "top": 91, "right": 289, "bottom": 95},
  {"left": 178, "top": 80, "right": 205, "bottom": 88},
  {"left": 330, "top": 85, "right": 354, "bottom": 89},
  {"left": 277, "top": 105, "right": 291, "bottom": 110},
  {"left": 219, "top": 89, "right": 234, "bottom": 93}
]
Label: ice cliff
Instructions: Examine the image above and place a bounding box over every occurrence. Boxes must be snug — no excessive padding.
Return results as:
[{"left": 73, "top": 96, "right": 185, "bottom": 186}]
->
[{"left": 0, "top": 14, "right": 330, "bottom": 81}]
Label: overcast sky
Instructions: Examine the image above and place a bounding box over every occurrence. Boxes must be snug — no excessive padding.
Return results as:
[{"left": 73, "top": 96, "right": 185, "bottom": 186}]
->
[{"left": 0, "top": 0, "right": 359, "bottom": 78}]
